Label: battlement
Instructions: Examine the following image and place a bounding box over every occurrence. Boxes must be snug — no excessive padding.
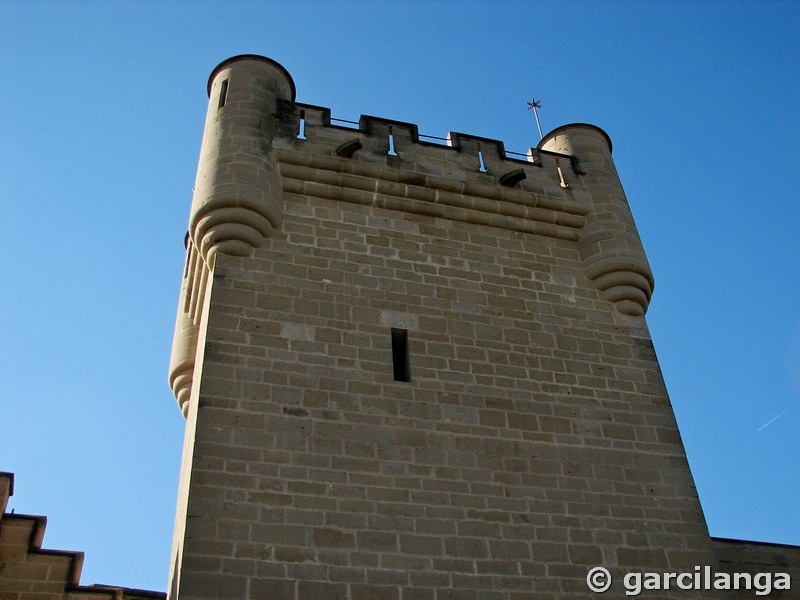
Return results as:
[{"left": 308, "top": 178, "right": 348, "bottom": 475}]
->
[
  {"left": 276, "top": 102, "right": 591, "bottom": 242},
  {"left": 284, "top": 100, "right": 582, "bottom": 190}
]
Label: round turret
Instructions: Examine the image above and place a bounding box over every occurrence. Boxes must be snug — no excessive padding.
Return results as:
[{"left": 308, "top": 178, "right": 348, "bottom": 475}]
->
[
  {"left": 540, "top": 124, "right": 654, "bottom": 316},
  {"left": 190, "top": 55, "right": 295, "bottom": 264},
  {"left": 169, "top": 55, "right": 295, "bottom": 414}
]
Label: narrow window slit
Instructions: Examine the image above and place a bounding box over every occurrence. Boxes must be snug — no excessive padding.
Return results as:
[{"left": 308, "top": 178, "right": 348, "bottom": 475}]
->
[
  {"left": 297, "top": 110, "right": 307, "bottom": 140},
  {"left": 387, "top": 126, "right": 398, "bottom": 156},
  {"left": 477, "top": 143, "right": 488, "bottom": 173},
  {"left": 391, "top": 328, "right": 410, "bottom": 382},
  {"left": 218, "top": 79, "right": 229, "bottom": 109}
]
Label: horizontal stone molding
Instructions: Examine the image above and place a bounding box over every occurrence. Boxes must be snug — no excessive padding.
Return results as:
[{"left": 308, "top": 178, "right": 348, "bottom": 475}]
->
[{"left": 278, "top": 150, "right": 588, "bottom": 241}]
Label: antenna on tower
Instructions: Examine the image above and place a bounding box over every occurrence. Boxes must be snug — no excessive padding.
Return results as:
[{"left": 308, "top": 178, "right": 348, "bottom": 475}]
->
[{"left": 527, "top": 98, "right": 544, "bottom": 140}]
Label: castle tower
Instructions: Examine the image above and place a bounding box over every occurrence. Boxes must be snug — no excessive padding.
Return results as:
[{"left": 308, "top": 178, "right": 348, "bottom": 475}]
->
[{"left": 167, "top": 55, "right": 716, "bottom": 599}]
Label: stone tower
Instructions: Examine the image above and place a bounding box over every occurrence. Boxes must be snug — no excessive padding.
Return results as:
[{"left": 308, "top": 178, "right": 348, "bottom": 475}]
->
[{"left": 166, "top": 54, "right": 714, "bottom": 599}]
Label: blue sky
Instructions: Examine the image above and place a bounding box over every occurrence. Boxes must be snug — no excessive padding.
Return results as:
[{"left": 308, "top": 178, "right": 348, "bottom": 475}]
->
[{"left": 1, "top": 0, "right": 798, "bottom": 592}]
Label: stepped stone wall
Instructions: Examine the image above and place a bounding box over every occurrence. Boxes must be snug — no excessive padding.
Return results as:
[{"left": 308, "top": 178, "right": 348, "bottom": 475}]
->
[{"left": 0, "top": 473, "right": 164, "bottom": 600}]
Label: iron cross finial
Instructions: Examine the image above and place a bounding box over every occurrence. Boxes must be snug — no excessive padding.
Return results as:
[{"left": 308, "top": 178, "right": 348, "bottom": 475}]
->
[{"left": 527, "top": 98, "right": 544, "bottom": 140}]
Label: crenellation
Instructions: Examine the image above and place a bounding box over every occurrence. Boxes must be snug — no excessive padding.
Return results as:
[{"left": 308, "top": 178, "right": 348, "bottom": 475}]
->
[{"left": 282, "top": 99, "right": 581, "bottom": 197}]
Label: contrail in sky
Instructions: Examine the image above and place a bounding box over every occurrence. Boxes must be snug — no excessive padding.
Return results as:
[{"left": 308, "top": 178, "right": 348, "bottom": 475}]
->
[{"left": 757, "top": 402, "right": 798, "bottom": 431}]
